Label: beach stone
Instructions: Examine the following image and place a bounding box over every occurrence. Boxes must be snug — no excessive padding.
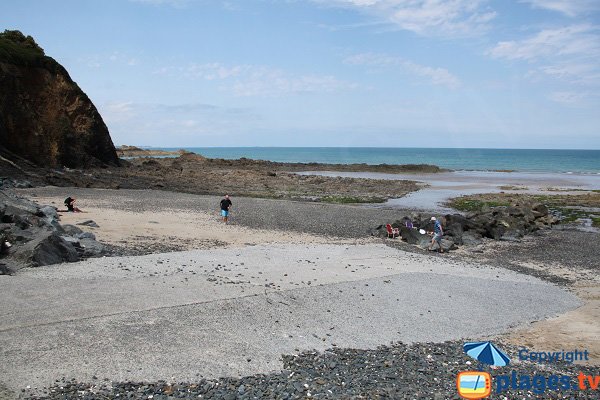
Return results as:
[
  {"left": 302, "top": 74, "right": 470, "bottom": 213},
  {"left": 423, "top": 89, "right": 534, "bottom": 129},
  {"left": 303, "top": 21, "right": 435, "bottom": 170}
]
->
[
  {"left": 77, "top": 220, "right": 100, "bottom": 228},
  {"left": 75, "top": 231, "right": 96, "bottom": 240},
  {"left": 62, "top": 224, "right": 84, "bottom": 236}
]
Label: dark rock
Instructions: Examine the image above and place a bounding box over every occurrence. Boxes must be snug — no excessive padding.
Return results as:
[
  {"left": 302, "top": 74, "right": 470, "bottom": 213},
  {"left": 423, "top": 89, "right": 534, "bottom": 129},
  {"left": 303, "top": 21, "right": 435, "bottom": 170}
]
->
[
  {"left": 75, "top": 231, "right": 96, "bottom": 240},
  {"left": 0, "top": 190, "right": 106, "bottom": 270},
  {"left": 399, "top": 226, "right": 430, "bottom": 247},
  {"left": 444, "top": 214, "right": 478, "bottom": 231},
  {"left": 38, "top": 205, "right": 62, "bottom": 230},
  {"left": 77, "top": 220, "right": 99, "bottom": 228},
  {"left": 461, "top": 232, "right": 483, "bottom": 246},
  {"left": 12, "top": 231, "right": 79, "bottom": 267},
  {"left": 429, "top": 238, "right": 457, "bottom": 252},
  {"left": 444, "top": 222, "right": 464, "bottom": 245},
  {"left": 0, "top": 30, "right": 120, "bottom": 168},
  {"left": 61, "top": 235, "right": 81, "bottom": 247},
  {"left": 79, "top": 238, "right": 105, "bottom": 257},
  {"left": 0, "top": 263, "right": 10, "bottom": 275},
  {"left": 62, "top": 224, "right": 84, "bottom": 236}
]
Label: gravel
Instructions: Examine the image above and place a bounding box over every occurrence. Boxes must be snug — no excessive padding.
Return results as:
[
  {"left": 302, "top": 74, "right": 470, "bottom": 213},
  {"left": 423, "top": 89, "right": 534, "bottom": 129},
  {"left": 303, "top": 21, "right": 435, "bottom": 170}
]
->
[
  {"left": 25, "top": 341, "right": 598, "bottom": 399},
  {"left": 19, "top": 187, "right": 433, "bottom": 239},
  {"left": 12, "top": 188, "right": 599, "bottom": 400}
]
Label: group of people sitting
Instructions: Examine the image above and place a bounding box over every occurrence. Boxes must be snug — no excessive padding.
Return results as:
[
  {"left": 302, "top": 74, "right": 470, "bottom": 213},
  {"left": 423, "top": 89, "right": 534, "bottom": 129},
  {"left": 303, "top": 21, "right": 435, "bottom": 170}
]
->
[{"left": 386, "top": 216, "right": 445, "bottom": 253}]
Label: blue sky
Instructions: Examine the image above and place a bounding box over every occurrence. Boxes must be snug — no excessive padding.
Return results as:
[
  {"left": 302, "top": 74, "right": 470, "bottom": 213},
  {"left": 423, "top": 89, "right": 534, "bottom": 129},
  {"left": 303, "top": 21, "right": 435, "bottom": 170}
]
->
[{"left": 4, "top": 0, "right": 600, "bottom": 148}]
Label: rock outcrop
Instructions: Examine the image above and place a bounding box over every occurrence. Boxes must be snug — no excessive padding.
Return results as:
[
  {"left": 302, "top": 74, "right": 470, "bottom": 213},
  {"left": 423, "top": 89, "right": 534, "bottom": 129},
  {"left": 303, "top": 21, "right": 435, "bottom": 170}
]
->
[
  {"left": 373, "top": 203, "right": 559, "bottom": 251},
  {"left": 0, "top": 190, "right": 106, "bottom": 274},
  {"left": 0, "top": 30, "right": 119, "bottom": 168}
]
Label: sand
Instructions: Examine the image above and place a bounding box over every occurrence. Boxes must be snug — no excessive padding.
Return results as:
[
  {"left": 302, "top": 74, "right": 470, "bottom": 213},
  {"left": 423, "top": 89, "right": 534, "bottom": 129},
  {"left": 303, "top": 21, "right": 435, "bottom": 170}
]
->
[
  {"left": 1, "top": 187, "right": 598, "bottom": 397},
  {"left": 30, "top": 193, "right": 363, "bottom": 254}
]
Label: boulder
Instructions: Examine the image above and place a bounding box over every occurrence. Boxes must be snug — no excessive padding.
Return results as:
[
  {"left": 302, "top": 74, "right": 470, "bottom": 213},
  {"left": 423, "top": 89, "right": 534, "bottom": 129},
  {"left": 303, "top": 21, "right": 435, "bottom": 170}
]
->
[
  {"left": 375, "top": 201, "right": 557, "bottom": 251},
  {"left": 429, "top": 238, "right": 458, "bottom": 252},
  {"left": 444, "top": 214, "right": 479, "bottom": 231},
  {"left": 75, "top": 231, "right": 96, "bottom": 240},
  {"left": 79, "top": 238, "right": 105, "bottom": 258},
  {"left": 39, "top": 205, "right": 62, "bottom": 230},
  {"left": 461, "top": 232, "right": 483, "bottom": 246},
  {"left": 62, "top": 224, "right": 84, "bottom": 236},
  {"left": 399, "top": 226, "right": 431, "bottom": 247},
  {"left": 0, "top": 191, "right": 106, "bottom": 272},
  {"left": 12, "top": 231, "right": 79, "bottom": 267},
  {"left": 444, "top": 222, "right": 464, "bottom": 245}
]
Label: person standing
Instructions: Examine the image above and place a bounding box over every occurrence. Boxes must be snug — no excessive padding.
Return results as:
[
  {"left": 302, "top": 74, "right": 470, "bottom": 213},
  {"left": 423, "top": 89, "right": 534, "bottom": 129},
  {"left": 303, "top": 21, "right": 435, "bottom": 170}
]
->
[
  {"left": 220, "top": 194, "right": 232, "bottom": 223},
  {"left": 428, "top": 216, "right": 444, "bottom": 253}
]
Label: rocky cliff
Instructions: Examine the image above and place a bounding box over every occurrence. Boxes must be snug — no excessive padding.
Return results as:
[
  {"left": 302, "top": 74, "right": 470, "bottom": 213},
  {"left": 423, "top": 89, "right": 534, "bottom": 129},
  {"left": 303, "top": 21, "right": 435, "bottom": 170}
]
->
[{"left": 0, "top": 30, "right": 119, "bottom": 168}]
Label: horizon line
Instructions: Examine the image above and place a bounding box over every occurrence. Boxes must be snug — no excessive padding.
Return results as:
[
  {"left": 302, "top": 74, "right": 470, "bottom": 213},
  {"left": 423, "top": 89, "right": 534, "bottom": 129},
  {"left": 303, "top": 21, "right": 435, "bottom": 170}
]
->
[{"left": 123, "top": 145, "right": 600, "bottom": 151}]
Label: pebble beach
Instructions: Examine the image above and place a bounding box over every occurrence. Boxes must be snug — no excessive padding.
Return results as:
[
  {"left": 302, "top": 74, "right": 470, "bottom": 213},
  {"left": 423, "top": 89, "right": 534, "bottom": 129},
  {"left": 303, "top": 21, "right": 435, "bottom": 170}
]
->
[{"left": 0, "top": 187, "right": 598, "bottom": 399}]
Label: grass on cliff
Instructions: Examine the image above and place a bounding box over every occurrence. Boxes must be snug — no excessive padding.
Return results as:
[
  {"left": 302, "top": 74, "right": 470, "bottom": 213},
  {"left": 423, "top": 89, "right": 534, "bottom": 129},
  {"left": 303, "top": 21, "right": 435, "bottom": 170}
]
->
[{"left": 0, "top": 30, "right": 60, "bottom": 71}]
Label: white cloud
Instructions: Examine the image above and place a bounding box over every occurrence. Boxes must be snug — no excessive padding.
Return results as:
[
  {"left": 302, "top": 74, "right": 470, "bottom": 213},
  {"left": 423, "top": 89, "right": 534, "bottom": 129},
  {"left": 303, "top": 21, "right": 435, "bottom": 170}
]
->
[
  {"left": 312, "top": 0, "right": 496, "bottom": 36},
  {"left": 102, "top": 102, "right": 135, "bottom": 124},
  {"left": 157, "top": 62, "right": 358, "bottom": 96},
  {"left": 489, "top": 24, "right": 600, "bottom": 61},
  {"left": 344, "top": 52, "right": 461, "bottom": 89},
  {"left": 230, "top": 68, "right": 357, "bottom": 96},
  {"left": 99, "top": 101, "right": 259, "bottom": 145},
  {"left": 129, "top": 0, "right": 191, "bottom": 7},
  {"left": 548, "top": 91, "right": 588, "bottom": 105},
  {"left": 521, "top": 0, "right": 600, "bottom": 17},
  {"left": 78, "top": 52, "right": 139, "bottom": 69},
  {"left": 538, "top": 63, "right": 600, "bottom": 84},
  {"left": 489, "top": 24, "right": 600, "bottom": 86},
  {"left": 183, "top": 63, "right": 248, "bottom": 80}
]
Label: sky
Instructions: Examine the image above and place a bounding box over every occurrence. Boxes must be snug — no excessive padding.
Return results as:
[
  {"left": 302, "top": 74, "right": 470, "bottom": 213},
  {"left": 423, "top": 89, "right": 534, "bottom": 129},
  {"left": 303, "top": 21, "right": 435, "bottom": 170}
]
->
[{"left": 3, "top": 0, "right": 600, "bottom": 149}]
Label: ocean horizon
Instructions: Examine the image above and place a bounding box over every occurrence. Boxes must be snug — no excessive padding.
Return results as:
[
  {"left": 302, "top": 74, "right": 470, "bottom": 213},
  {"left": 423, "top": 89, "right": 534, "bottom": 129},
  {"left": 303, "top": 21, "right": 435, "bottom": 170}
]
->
[{"left": 151, "top": 147, "right": 600, "bottom": 175}]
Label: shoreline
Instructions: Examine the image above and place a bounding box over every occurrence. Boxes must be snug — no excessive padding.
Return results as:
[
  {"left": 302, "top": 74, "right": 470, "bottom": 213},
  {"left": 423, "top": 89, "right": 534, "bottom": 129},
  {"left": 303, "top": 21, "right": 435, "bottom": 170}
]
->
[
  {"left": 119, "top": 146, "right": 600, "bottom": 176},
  {"left": 2, "top": 187, "right": 598, "bottom": 399},
  {"left": 1, "top": 180, "right": 599, "bottom": 399}
]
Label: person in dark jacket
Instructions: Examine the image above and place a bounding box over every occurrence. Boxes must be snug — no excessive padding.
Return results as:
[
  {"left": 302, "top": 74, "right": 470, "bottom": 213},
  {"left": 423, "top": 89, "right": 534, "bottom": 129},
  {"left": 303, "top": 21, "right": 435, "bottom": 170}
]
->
[
  {"left": 219, "top": 194, "right": 232, "bottom": 223},
  {"left": 64, "top": 197, "right": 82, "bottom": 212}
]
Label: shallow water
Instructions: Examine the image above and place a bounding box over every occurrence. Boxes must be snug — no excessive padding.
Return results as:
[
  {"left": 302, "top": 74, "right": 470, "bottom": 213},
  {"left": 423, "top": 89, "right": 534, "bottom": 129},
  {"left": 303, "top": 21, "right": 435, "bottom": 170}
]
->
[{"left": 298, "top": 170, "right": 600, "bottom": 211}]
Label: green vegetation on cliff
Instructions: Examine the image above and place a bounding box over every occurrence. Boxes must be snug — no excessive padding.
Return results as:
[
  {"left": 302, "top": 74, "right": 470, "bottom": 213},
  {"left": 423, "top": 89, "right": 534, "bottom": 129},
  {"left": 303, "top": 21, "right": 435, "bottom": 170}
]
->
[{"left": 0, "top": 30, "right": 60, "bottom": 71}]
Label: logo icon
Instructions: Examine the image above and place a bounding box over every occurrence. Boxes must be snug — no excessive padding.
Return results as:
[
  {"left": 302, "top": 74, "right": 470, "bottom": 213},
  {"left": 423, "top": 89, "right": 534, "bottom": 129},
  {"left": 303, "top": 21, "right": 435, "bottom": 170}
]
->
[
  {"left": 457, "top": 371, "right": 492, "bottom": 399},
  {"left": 463, "top": 341, "right": 510, "bottom": 367}
]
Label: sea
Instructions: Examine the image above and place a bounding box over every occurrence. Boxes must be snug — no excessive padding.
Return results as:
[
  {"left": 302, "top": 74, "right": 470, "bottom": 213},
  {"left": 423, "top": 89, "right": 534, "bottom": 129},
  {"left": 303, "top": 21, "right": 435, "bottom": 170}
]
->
[{"left": 156, "top": 147, "right": 600, "bottom": 175}]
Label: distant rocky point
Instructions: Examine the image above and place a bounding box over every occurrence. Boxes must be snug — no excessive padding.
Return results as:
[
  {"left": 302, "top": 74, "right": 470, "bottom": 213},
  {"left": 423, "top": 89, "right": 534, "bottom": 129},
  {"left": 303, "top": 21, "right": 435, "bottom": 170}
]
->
[
  {"left": 116, "top": 145, "right": 187, "bottom": 158},
  {"left": 0, "top": 30, "right": 119, "bottom": 168}
]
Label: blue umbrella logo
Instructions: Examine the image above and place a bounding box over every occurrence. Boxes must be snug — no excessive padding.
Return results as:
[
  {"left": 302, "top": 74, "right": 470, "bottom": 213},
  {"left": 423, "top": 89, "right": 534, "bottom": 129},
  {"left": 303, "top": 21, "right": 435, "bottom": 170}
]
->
[{"left": 463, "top": 341, "right": 511, "bottom": 367}]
